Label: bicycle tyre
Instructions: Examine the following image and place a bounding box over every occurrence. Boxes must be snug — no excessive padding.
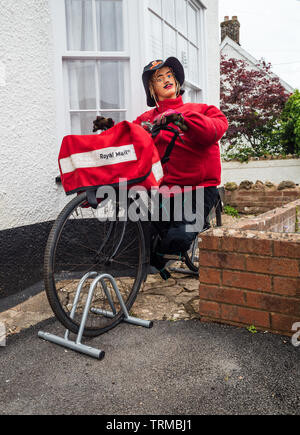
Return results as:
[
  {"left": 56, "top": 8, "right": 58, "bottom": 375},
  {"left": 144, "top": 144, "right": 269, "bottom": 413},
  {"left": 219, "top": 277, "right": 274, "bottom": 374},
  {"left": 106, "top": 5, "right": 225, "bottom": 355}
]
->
[
  {"left": 44, "top": 191, "right": 147, "bottom": 337},
  {"left": 184, "top": 197, "right": 222, "bottom": 272}
]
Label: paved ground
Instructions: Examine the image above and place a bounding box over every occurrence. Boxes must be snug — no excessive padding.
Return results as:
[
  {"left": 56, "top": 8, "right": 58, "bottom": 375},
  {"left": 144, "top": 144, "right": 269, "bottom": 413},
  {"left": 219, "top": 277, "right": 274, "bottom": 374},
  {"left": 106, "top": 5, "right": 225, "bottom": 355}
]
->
[
  {"left": 1, "top": 267, "right": 300, "bottom": 415},
  {"left": 0, "top": 214, "right": 300, "bottom": 415},
  {"left": 1, "top": 316, "right": 300, "bottom": 415}
]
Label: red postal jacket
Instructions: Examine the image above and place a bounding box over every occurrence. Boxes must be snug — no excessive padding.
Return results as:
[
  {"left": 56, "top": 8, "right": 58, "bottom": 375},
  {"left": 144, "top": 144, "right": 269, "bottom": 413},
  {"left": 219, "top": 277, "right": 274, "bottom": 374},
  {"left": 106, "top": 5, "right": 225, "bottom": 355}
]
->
[{"left": 133, "top": 95, "right": 228, "bottom": 188}]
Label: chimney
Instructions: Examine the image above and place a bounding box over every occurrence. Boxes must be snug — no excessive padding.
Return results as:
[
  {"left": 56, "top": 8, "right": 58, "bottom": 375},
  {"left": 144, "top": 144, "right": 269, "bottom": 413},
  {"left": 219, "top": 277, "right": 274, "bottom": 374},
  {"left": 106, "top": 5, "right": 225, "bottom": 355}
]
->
[{"left": 221, "top": 16, "right": 240, "bottom": 45}]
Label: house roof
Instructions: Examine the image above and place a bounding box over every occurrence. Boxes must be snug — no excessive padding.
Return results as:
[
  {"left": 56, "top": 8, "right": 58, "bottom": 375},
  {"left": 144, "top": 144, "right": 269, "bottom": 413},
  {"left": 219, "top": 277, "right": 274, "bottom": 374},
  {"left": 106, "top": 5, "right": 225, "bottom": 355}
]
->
[{"left": 220, "top": 35, "right": 294, "bottom": 93}]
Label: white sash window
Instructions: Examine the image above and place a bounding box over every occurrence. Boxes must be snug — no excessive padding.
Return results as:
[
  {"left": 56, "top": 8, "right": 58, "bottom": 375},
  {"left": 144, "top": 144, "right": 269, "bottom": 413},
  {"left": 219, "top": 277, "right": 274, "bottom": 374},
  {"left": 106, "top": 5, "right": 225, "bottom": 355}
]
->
[
  {"left": 147, "top": 0, "right": 206, "bottom": 103},
  {"left": 65, "top": 0, "right": 127, "bottom": 134},
  {"left": 50, "top": 0, "right": 209, "bottom": 139},
  {"left": 65, "top": 0, "right": 124, "bottom": 52},
  {"left": 66, "top": 58, "right": 126, "bottom": 134},
  {"left": 51, "top": 0, "right": 129, "bottom": 135}
]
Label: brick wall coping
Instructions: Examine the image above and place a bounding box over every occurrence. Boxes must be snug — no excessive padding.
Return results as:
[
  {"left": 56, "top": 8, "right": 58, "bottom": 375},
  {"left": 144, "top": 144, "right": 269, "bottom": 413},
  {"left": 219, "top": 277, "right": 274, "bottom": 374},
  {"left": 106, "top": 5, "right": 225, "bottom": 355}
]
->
[
  {"left": 223, "top": 198, "right": 300, "bottom": 233},
  {"left": 203, "top": 227, "right": 300, "bottom": 244}
]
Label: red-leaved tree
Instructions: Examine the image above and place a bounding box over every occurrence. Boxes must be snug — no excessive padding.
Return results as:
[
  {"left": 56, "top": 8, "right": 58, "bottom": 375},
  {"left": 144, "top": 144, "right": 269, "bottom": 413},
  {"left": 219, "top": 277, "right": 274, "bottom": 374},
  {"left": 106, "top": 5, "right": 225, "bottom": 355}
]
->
[{"left": 220, "top": 55, "right": 291, "bottom": 158}]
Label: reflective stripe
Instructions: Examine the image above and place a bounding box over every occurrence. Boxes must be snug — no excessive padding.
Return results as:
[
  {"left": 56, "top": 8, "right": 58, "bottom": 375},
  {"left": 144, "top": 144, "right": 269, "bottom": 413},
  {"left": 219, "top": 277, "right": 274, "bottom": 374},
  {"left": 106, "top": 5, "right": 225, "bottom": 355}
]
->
[{"left": 60, "top": 145, "right": 137, "bottom": 174}]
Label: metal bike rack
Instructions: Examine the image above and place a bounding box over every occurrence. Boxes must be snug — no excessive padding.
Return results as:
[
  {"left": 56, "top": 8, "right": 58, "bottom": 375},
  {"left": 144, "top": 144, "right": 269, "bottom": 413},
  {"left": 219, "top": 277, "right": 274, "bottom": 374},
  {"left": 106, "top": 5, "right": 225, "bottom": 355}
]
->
[{"left": 38, "top": 271, "right": 153, "bottom": 360}]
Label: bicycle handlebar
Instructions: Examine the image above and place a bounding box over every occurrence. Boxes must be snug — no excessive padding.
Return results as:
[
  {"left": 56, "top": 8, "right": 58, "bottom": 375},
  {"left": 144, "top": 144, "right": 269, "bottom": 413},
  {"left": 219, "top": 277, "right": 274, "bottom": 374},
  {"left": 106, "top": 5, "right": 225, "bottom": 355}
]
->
[
  {"left": 92, "top": 113, "right": 188, "bottom": 135},
  {"left": 141, "top": 116, "right": 188, "bottom": 137}
]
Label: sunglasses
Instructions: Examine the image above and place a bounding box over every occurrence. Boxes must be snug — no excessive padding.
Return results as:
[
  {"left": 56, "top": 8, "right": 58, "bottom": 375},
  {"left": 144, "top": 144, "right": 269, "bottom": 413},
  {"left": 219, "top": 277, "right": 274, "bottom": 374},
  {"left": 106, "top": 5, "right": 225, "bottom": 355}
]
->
[{"left": 152, "top": 72, "right": 174, "bottom": 84}]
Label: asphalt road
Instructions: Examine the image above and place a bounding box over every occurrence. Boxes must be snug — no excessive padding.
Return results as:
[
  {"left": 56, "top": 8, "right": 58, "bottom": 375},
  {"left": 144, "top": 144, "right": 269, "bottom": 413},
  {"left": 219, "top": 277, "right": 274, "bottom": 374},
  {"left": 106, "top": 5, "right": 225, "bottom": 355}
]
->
[{"left": 0, "top": 317, "right": 300, "bottom": 415}]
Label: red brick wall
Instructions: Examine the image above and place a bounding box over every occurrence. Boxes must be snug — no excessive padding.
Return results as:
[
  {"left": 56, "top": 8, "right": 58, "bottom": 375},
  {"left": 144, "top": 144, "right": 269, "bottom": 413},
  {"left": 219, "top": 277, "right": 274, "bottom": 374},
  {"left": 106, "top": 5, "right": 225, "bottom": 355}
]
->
[
  {"left": 225, "top": 187, "right": 300, "bottom": 215},
  {"left": 235, "top": 200, "right": 298, "bottom": 232},
  {"left": 198, "top": 200, "right": 300, "bottom": 336}
]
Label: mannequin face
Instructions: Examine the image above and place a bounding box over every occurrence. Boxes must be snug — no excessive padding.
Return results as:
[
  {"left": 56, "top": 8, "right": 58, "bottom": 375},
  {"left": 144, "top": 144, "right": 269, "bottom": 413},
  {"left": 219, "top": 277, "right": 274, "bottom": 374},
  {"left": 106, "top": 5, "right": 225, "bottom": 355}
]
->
[{"left": 151, "top": 66, "right": 177, "bottom": 101}]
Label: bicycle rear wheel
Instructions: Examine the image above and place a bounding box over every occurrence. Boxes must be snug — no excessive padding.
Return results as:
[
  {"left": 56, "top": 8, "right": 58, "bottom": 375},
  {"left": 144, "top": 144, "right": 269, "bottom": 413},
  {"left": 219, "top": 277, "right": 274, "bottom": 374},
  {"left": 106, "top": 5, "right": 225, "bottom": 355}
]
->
[
  {"left": 184, "top": 196, "right": 222, "bottom": 272},
  {"left": 44, "top": 192, "right": 147, "bottom": 337}
]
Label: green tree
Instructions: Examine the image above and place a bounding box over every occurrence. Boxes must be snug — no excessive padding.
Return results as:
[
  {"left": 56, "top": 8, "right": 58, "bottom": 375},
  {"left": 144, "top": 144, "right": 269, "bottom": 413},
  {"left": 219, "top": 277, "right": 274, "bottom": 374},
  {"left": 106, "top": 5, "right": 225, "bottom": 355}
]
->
[{"left": 279, "top": 89, "right": 300, "bottom": 155}]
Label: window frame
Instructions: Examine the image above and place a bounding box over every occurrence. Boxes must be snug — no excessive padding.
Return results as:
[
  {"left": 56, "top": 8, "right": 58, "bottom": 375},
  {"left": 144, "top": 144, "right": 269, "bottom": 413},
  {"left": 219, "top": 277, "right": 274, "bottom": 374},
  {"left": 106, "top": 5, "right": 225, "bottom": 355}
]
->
[
  {"left": 50, "top": 0, "right": 131, "bottom": 136},
  {"left": 49, "top": 0, "right": 208, "bottom": 141},
  {"left": 147, "top": 0, "right": 207, "bottom": 103}
]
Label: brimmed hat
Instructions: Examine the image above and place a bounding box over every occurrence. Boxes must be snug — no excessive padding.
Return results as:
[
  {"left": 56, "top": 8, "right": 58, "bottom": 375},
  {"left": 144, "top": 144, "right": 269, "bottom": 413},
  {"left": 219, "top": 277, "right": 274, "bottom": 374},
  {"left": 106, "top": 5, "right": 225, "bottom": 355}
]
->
[{"left": 142, "top": 57, "right": 185, "bottom": 107}]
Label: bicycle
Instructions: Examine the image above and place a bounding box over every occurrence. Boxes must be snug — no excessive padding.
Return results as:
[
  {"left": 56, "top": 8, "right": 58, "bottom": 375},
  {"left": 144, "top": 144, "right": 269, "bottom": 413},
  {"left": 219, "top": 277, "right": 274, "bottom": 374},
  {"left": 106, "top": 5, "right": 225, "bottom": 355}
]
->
[
  {"left": 44, "top": 115, "right": 222, "bottom": 338},
  {"left": 183, "top": 192, "right": 222, "bottom": 272}
]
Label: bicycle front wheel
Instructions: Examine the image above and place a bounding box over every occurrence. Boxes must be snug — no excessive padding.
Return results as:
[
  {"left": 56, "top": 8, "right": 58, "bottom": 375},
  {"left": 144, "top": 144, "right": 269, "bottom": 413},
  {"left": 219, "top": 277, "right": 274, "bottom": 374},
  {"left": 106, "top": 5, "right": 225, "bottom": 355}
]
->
[{"left": 44, "top": 192, "right": 147, "bottom": 337}]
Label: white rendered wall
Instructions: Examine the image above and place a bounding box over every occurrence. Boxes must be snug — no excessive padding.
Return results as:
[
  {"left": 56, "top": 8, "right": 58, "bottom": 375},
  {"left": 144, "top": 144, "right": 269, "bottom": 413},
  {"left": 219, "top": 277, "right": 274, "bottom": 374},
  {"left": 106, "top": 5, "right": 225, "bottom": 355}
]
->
[
  {"left": 221, "top": 159, "right": 300, "bottom": 186},
  {"left": 0, "top": 0, "right": 68, "bottom": 231},
  {"left": 220, "top": 43, "right": 260, "bottom": 67},
  {"left": 220, "top": 39, "right": 294, "bottom": 94},
  {"left": 0, "top": 0, "right": 221, "bottom": 232},
  {"left": 203, "top": 0, "right": 220, "bottom": 107}
]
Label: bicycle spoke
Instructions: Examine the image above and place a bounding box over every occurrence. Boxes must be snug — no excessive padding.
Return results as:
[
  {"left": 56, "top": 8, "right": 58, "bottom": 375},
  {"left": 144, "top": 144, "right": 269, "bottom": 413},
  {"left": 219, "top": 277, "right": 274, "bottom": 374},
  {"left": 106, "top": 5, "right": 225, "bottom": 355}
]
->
[{"left": 45, "top": 192, "right": 146, "bottom": 336}]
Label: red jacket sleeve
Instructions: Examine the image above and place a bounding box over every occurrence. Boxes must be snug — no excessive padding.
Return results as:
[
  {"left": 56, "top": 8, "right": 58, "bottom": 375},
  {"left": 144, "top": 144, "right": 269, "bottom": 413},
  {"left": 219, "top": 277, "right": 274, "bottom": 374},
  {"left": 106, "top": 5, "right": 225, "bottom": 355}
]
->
[
  {"left": 132, "top": 114, "right": 144, "bottom": 126},
  {"left": 183, "top": 105, "right": 228, "bottom": 146},
  {"left": 133, "top": 108, "right": 156, "bottom": 126}
]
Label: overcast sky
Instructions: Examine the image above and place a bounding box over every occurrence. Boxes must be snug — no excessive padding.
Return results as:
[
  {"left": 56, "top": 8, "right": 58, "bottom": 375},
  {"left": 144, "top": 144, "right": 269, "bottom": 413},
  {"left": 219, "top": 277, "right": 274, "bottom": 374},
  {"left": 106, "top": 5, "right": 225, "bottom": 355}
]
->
[{"left": 218, "top": 0, "right": 300, "bottom": 90}]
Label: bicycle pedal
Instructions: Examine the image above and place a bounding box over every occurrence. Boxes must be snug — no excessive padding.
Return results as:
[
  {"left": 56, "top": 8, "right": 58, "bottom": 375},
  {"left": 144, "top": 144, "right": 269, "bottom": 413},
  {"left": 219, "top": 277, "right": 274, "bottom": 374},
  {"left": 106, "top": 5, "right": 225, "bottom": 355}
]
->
[{"left": 159, "top": 268, "right": 171, "bottom": 281}]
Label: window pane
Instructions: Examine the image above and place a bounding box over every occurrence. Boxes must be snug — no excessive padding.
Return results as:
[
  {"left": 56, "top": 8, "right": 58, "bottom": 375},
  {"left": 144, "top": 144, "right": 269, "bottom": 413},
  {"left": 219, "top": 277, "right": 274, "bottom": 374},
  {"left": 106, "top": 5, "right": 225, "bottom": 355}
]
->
[
  {"left": 183, "top": 85, "right": 198, "bottom": 103},
  {"left": 164, "top": 24, "right": 176, "bottom": 58},
  {"left": 67, "top": 60, "right": 96, "bottom": 110},
  {"left": 71, "top": 111, "right": 97, "bottom": 134},
  {"left": 96, "top": 0, "right": 124, "bottom": 51},
  {"left": 189, "top": 43, "right": 199, "bottom": 84},
  {"left": 99, "top": 61, "right": 125, "bottom": 109},
  {"left": 175, "top": 0, "right": 187, "bottom": 36},
  {"left": 65, "top": 0, "right": 94, "bottom": 51},
  {"left": 149, "top": 0, "right": 161, "bottom": 15},
  {"left": 187, "top": 2, "right": 197, "bottom": 45},
  {"left": 162, "top": 0, "right": 175, "bottom": 26},
  {"left": 100, "top": 111, "right": 126, "bottom": 124},
  {"left": 149, "top": 12, "right": 163, "bottom": 60},
  {"left": 177, "top": 35, "right": 188, "bottom": 76},
  {"left": 70, "top": 111, "right": 126, "bottom": 135}
]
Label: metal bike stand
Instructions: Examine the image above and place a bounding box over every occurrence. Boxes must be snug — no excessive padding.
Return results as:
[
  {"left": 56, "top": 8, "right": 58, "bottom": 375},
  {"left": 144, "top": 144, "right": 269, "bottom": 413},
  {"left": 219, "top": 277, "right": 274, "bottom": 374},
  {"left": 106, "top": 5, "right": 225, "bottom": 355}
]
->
[{"left": 38, "top": 272, "right": 153, "bottom": 360}]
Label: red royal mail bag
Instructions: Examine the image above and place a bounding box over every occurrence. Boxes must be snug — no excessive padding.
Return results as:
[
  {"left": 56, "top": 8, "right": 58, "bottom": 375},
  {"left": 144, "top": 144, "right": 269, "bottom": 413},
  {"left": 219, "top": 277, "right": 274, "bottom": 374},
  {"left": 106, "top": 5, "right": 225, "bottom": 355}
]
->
[{"left": 58, "top": 121, "right": 163, "bottom": 195}]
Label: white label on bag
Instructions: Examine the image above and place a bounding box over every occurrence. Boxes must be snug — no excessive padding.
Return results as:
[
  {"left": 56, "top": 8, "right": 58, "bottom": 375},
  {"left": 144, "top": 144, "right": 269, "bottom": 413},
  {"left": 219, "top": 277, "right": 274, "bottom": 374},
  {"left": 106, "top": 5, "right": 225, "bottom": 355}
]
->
[
  {"left": 152, "top": 160, "right": 164, "bottom": 182},
  {"left": 60, "top": 144, "right": 137, "bottom": 174}
]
